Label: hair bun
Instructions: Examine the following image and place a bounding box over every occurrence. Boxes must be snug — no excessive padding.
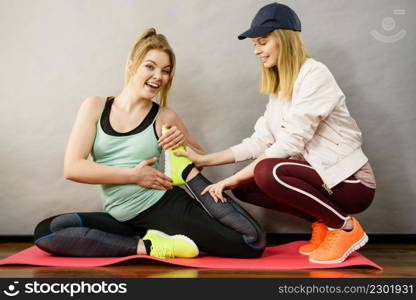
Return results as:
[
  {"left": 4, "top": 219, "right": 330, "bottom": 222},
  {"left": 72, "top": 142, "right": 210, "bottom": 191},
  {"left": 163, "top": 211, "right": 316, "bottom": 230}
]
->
[{"left": 140, "top": 28, "right": 157, "bottom": 40}]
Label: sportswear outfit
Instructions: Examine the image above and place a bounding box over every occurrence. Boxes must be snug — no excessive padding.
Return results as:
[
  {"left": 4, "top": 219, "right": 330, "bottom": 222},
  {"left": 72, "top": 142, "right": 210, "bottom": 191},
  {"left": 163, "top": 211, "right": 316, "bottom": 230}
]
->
[
  {"left": 34, "top": 97, "right": 264, "bottom": 258},
  {"left": 230, "top": 58, "right": 376, "bottom": 229}
]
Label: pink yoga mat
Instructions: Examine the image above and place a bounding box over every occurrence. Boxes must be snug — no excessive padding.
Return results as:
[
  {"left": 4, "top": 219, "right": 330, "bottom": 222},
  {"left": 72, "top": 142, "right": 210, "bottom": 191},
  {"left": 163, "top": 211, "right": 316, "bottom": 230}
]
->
[{"left": 0, "top": 241, "right": 381, "bottom": 270}]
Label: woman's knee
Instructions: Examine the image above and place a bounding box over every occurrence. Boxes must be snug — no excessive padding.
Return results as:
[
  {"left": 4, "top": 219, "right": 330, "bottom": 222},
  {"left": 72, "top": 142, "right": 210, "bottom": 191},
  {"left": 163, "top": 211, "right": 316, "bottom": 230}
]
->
[
  {"left": 33, "top": 216, "right": 55, "bottom": 241},
  {"left": 221, "top": 235, "right": 265, "bottom": 258},
  {"left": 237, "top": 239, "right": 265, "bottom": 258},
  {"left": 34, "top": 213, "right": 82, "bottom": 241},
  {"left": 339, "top": 188, "right": 375, "bottom": 215},
  {"left": 33, "top": 216, "right": 58, "bottom": 254},
  {"left": 254, "top": 158, "right": 282, "bottom": 192},
  {"left": 201, "top": 228, "right": 264, "bottom": 258},
  {"left": 344, "top": 195, "right": 375, "bottom": 215},
  {"left": 34, "top": 227, "right": 86, "bottom": 256}
]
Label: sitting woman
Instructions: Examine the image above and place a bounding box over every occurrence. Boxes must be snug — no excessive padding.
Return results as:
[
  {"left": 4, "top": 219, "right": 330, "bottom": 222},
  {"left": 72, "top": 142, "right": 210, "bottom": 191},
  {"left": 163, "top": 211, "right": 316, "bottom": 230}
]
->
[{"left": 34, "top": 28, "right": 265, "bottom": 259}]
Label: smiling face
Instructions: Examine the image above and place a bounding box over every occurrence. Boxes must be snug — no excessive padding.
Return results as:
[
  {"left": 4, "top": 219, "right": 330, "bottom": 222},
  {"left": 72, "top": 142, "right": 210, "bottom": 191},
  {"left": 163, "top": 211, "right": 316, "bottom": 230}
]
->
[
  {"left": 130, "top": 49, "right": 172, "bottom": 100},
  {"left": 252, "top": 35, "right": 279, "bottom": 68}
]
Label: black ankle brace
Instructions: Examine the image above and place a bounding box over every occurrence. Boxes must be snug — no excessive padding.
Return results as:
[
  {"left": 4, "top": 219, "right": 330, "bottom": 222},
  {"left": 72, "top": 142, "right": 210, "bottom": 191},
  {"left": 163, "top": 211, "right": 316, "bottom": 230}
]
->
[{"left": 181, "top": 163, "right": 195, "bottom": 181}]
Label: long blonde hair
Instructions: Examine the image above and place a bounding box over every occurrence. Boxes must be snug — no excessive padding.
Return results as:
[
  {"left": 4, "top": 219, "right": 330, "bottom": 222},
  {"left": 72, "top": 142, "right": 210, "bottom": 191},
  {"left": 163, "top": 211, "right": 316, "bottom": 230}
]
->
[
  {"left": 260, "top": 29, "right": 308, "bottom": 98},
  {"left": 124, "top": 28, "right": 176, "bottom": 107}
]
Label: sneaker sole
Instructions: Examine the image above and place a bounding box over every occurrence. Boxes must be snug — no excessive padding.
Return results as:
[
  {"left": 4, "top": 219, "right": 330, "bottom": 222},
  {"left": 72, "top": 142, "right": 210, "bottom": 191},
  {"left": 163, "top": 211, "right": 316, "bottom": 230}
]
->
[
  {"left": 308, "top": 233, "right": 368, "bottom": 264},
  {"left": 147, "top": 229, "right": 199, "bottom": 256},
  {"left": 164, "top": 150, "right": 172, "bottom": 178},
  {"left": 299, "top": 249, "right": 313, "bottom": 256}
]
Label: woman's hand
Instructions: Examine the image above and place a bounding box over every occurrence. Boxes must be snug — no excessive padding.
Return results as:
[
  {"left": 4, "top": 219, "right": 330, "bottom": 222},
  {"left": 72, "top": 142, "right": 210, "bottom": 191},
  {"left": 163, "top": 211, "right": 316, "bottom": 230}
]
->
[
  {"left": 158, "top": 125, "right": 185, "bottom": 150},
  {"left": 201, "top": 176, "right": 239, "bottom": 203},
  {"left": 132, "top": 157, "right": 173, "bottom": 190},
  {"left": 173, "top": 146, "right": 204, "bottom": 167}
]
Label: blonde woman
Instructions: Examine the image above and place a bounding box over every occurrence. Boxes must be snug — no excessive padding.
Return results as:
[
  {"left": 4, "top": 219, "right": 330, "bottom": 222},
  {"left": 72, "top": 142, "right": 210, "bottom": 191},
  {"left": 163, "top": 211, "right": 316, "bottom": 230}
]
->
[
  {"left": 33, "top": 28, "right": 264, "bottom": 259},
  {"left": 177, "top": 3, "right": 376, "bottom": 264}
]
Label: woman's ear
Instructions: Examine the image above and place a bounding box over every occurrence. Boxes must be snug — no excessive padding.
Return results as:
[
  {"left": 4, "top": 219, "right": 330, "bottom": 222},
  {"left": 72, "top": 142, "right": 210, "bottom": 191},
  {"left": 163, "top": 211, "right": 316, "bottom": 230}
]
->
[{"left": 127, "top": 60, "right": 133, "bottom": 72}]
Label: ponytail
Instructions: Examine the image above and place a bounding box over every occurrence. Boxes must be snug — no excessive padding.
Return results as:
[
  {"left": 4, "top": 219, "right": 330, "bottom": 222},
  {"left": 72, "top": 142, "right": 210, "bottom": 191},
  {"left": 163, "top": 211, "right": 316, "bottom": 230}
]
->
[{"left": 139, "top": 28, "right": 156, "bottom": 40}]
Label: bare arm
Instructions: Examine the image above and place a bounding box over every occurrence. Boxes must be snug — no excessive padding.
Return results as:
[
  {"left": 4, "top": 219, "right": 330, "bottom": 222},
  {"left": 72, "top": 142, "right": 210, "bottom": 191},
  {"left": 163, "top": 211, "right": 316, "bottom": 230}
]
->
[
  {"left": 201, "top": 154, "right": 267, "bottom": 202},
  {"left": 156, "top": 108, "right": 204, "bottom": 154},
  {"left": 156, "top": 108, "right": 241, "bottom": 167},
  {"left": 197, "top": 149, "right": 235, "bottom": 167},
  {"left": 174, "top": 146, "right": 237, "bottom": 168},
  {"left": 64, "top": 97, "right": 173, "bottom": 190},
  {"left": 63, "top": 96, "right": 136, "bottom": 184},
  {"left": 231, "top": 154, "right": 266, "bottom": 183}
]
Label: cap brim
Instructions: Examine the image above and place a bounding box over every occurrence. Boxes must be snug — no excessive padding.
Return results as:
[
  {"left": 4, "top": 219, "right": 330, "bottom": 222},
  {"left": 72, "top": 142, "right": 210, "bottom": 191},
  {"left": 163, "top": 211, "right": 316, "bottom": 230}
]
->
[{"left": 238, "top": 26, "right": 275, "bottom": 40}]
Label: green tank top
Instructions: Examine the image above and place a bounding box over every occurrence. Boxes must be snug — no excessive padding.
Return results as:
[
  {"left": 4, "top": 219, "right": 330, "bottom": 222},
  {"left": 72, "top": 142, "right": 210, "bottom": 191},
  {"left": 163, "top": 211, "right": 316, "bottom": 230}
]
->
[{"left": 91, "top": 97, "right": 166, "bottom": 221}]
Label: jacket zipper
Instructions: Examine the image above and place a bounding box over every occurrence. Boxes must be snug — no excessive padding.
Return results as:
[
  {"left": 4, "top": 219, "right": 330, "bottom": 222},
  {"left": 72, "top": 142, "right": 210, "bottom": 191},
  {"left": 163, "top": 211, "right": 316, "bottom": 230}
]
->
[{"left": 322, "top": 183, "right": 333, "bottom": 195}]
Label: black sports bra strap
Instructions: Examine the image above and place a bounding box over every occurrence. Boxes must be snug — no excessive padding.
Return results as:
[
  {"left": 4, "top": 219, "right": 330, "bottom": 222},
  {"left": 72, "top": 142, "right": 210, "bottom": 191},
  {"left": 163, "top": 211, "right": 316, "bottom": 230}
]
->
[{"left": 100, "top": 97, "right": 160, "bottom": 136}]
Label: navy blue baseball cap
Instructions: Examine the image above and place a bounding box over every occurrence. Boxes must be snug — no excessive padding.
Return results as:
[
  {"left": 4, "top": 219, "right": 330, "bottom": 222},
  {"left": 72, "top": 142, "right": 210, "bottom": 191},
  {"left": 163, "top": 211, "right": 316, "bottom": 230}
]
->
[{"left": 238, "top": 2, "right": 301, "bottom": 40}]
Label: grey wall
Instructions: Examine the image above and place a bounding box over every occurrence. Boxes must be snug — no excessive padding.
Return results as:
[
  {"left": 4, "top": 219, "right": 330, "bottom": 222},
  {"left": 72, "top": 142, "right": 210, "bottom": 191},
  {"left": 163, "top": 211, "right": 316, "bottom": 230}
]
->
[{"left": 0, "top": 0, "right": 415, "bottom": 235}]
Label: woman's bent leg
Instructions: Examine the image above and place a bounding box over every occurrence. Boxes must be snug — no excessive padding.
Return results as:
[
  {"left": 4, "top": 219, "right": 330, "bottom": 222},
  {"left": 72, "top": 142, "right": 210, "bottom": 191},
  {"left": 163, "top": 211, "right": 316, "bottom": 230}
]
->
[
  {"left": 127, "top": 187, "right": 264, "bottom": 258},
  {"left": 184, "top": 169, "right": 265, "bottom": 248},
  {"left": 33, "top": 212, "right": 140, "bottom": 257},
  {"left": 232, "top": 178, "right": 317, "bottom": 223},
  {"left": 253, "top": 158, "right": 375, "bottom": 229}
]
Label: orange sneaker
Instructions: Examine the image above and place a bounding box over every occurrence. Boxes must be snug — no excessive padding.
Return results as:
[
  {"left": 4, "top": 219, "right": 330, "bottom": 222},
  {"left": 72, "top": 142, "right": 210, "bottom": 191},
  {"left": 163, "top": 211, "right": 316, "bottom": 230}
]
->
[
  {"left": 309, "top": 217, "right": 368, "bottom": 264},
  {"left": 299, "top": 221, "right": 328, "bottom": 255}
]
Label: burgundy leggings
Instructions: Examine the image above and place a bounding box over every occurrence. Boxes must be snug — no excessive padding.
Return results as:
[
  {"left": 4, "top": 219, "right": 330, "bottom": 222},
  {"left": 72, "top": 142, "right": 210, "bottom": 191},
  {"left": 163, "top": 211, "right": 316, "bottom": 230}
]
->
[{"left": 232, "top": 159, "right": 375, "bottom": 229}]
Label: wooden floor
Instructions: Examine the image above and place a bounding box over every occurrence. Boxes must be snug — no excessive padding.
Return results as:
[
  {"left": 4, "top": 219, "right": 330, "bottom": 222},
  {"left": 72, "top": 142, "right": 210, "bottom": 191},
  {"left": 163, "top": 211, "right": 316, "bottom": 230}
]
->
[{"left": 0, "top": 242, "right": 415, "bottom": 278}]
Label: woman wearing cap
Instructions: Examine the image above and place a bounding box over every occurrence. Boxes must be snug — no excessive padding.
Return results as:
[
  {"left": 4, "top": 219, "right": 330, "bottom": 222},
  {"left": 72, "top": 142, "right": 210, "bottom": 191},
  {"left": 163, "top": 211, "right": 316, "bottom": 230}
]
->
[{"left": 177, "top": 3, "right": 376, "bottom": 264}]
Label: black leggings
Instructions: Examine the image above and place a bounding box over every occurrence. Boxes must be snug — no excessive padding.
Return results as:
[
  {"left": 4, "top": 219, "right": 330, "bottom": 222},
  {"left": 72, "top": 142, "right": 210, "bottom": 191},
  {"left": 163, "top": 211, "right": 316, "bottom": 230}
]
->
[{"left": 34, "top": 187, "right": 264, "bottom": 258}]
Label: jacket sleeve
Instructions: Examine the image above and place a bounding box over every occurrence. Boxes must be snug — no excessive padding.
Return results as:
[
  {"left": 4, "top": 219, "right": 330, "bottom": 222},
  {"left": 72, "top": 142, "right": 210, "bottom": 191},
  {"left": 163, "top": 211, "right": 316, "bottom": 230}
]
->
[
  {"left": 230, "top": 99, "right": 275, "bottom": 162},
  {"left": 264, "top": 63, "right": 344, "bottom": 158}
]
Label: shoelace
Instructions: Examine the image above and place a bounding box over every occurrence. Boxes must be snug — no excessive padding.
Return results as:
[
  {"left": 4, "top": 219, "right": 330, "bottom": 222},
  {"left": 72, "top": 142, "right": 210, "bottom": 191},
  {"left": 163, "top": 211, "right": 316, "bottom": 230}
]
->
[
  {"left": 318, "top": 230, "right": 342, "bottom": 251},
  {"left": 310, "top": 223, "right": 325, "bottom": 245},
  {"left": 151, "top": 244, "right": 174, "bottom": 258}
]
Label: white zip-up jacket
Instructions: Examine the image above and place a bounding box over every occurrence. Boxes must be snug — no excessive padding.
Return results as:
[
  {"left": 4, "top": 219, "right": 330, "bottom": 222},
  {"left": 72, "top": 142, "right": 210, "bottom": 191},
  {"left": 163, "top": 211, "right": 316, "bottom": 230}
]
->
[{"left": 230, "top": 58, "right": 369, "bottom": 190}]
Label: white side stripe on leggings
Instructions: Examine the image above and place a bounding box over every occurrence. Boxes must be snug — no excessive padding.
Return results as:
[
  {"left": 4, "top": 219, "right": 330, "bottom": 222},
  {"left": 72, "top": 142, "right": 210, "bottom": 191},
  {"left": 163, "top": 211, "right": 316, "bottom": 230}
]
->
[
  {"left": 343, "top": 179, "right": 361, "bottom": 183},
  {"left": 272, "top": 162, "right": 348, "bottom": 221}
]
